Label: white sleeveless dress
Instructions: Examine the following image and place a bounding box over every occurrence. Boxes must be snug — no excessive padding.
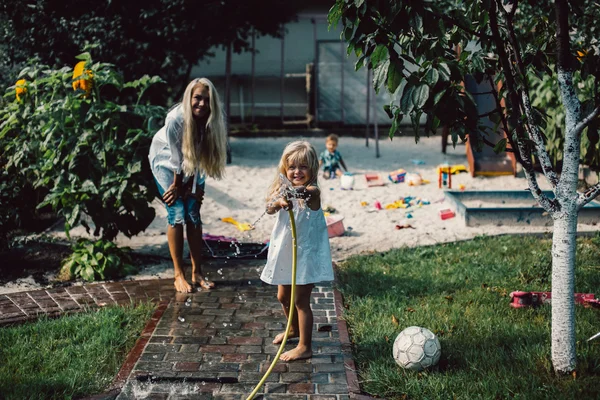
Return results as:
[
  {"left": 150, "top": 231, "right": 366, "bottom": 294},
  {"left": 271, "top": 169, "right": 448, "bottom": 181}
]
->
[{"left": 260, "top": 200, "right": 334, "bottom": 285}]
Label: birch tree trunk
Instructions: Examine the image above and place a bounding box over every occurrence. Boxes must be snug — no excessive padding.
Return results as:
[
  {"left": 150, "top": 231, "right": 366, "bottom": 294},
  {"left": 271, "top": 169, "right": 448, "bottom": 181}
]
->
[
  {"left": 551, "top": 211, "right": 578, "bottom": 373},
  {"left": 550, "top": 59, "right": 582, "bottom": 373}
]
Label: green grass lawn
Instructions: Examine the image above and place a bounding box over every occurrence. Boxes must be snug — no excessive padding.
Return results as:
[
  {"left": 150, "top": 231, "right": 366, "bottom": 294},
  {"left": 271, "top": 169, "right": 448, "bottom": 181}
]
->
[
  {"left": 337, "top": 234, "right": 600, "bottom": 400},
  {"left": 0, "top": 302, "right": 154, "bottom": 400}
]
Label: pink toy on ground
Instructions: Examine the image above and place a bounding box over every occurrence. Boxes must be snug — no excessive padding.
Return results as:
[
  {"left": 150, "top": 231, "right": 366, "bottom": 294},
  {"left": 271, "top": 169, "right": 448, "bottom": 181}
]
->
[
  {"left": 326, "top": 216, "right": 345, "bottom": 238},
  {"left": 509, "top": 291, "right": 600, "bottom": 308},
  {"left": 365, "top": 173, "right": 385, "bottom": 187}
]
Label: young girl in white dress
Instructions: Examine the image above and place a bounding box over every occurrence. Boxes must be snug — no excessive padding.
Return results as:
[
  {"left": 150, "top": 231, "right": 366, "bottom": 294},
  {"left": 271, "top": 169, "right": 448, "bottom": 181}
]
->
[{"left": 261, "top": 140, "right": 334, "bottom": 361}]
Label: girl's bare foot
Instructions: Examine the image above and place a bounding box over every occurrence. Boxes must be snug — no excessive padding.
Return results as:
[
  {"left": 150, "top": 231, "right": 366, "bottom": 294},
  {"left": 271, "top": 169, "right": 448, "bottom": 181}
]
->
[
  {"left": 192, "top": 276, "right": 215, "bottom": 290},
  {"left": 272, "top": 331, "right": 299, "bottom": 344},
  {"left": 174, "top": 275, "right": 192, "bottom": 293},
  {"left": 280, "top": 345, "right": 312, "bottom": 361}
]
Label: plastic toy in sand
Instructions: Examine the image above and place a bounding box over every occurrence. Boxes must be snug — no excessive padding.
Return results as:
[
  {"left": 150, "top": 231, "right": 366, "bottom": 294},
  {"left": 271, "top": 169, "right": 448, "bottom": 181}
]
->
[
  {"left": 221, "top": 217, "right": 254, "bottom": 232},
  {"left": 385, "top": 200, "right": 408, "bottom": 209},
  {"left": 388, "top": 169, "right": 407, "bottom": 183},
  {"left": 437, "top": 164, "right": 468, "bottom": 189},
  {"left": 438, "top": 164, "right": 452, "bottom": 188},
  {"left": 326, "top": 215, "right": 345, "bottom": 238},
  {"left": 439, "top": 209, "right": 455, "bottom": 220},
  {"left": 384, "top": 197, "right": 430, "bottom": 210},
  {"left": 365, "top": 173, "right": 385, "bottom": 187},
  {"left": 340, "top": 173, "right": 355, "bottom": 190},
  {"left": 405, "top": 173, "right": 424, "bottom": 186},
  {"left": 438, "top": 164, "right": 468, "bottom": 175}
]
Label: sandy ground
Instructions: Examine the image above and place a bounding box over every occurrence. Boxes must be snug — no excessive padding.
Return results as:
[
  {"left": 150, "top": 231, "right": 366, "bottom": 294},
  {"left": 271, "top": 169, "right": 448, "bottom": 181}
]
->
[{"left": 3, "top": 135, "right": 599, "bottom": 294}]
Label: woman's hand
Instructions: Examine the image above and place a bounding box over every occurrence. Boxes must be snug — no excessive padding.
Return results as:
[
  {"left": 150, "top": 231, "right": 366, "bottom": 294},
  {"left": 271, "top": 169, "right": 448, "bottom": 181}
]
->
[{"left": 163, "top": 183, "right": 182, "bottom": 206}]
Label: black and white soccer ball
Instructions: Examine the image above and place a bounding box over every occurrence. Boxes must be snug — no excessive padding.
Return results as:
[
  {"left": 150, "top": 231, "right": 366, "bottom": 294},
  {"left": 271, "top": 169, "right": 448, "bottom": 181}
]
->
[{"left": 393, "top": 326, "right": 441, "bottom": 371}]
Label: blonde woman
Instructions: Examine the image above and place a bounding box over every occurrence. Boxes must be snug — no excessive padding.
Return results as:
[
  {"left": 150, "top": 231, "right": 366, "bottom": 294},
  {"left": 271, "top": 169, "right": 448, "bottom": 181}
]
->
[{"left": 149, "top": 78, "right": 227, "bottom": 293}]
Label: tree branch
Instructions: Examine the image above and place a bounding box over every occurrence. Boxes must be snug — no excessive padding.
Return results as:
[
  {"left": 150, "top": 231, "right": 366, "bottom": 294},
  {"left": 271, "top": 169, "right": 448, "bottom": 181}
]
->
[
  {"left": 489, "top": 0, "right": 555, "bottom": 212},
  {"left": 516, "top": 140, "right": 559, "bottom": 212},
  {"left": 496, "top": 0, "right": 526, "bottom": 83},
  {"left": 477, "top": 108, "right": 502, "bottom": 119},
  {"left": 428, "top": 10, "right": 493, "bottom": 40},
  {"left": 489, "top": 6, "right": 528, "bottom": 162},
  {"left": 521, "top": 91, "right": 559, "bottom": 187},
  {"left": 487, "top": 76, "right": 520, "bottom": 159},
  {"left": 577, "top": 182, "right": 600, "bottom": 209},
  {"left": 572, "top": 105, "right": 600, "bottom": 138},
  {"left": 475, "top": 130, "right": 515, "bottom": 153}
]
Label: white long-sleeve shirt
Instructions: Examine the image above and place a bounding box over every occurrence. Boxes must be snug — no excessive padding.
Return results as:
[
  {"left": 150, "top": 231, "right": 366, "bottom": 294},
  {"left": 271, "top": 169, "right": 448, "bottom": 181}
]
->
[{"left": 148, "top": 105, "right": 205, "bottom": 191}]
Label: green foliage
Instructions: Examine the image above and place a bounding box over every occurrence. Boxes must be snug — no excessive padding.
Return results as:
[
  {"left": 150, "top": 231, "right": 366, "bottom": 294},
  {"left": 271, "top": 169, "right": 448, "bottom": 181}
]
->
[
  {"left": 61, "top": 238, "right": 136, "bottom": 282},
  {"left": 329, "top": 0, "right": 600, "bottom": 161},
  {"left": 0, "top": 53, "right": 165, "bottom": 243},
  {"left": 0, "top": 0, "right": 304, "bottom": 100},
  {"left": 336, "top": 235, "right": 600, "bottom": 399},
  {"left": 0, "top": 303, "right": 154, "bottom": 399},
  {"left": 530, "top": 70, "right": 600, "bottom": 170}
]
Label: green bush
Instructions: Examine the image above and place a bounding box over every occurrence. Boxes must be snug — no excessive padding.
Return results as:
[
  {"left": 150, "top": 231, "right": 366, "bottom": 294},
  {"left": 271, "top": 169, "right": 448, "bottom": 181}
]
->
[
  {"left": 61, "top": 238, "right": 136, "bottom": 281},
  {"left": 0, "top": 52, "right": 166, "bottom": 244},
  {"left": 529, "top": 69, "right": 600, "bottom": 171}
]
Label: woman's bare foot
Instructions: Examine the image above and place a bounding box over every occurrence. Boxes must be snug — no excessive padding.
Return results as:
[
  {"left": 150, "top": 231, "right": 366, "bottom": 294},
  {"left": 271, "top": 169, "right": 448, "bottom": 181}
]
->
[
  {"left": 272, "top": 331, "right": 299, "bottom": 344},
  {"left": 174, "top": 275, "right": 192, "bottom": 293},
  {"left": 280, "top": 345, "right": 312, "bottom": 361},
  {"left": 192, "top": 276, "right": 215, "bottom": 290}
]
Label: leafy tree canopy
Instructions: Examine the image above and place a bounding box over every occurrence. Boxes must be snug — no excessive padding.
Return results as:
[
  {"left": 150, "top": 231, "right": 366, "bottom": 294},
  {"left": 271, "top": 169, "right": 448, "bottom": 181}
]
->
[
  {"left": 329, "top": 0, "right": 599, "bottom": 162},
  {"left": 1, "top": 0, "right": 304, "bottom": 103}
]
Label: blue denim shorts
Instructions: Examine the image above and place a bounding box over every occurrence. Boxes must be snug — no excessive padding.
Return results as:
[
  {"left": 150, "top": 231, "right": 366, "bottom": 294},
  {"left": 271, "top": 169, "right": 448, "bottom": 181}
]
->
[{"left": 155, "top": 178, "right": 204, "bottom": 227}]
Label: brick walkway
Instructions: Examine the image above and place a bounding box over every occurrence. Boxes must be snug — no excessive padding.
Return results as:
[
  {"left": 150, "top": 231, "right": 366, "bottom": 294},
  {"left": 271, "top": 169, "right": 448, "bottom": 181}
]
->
[{"left": 0, "top": 258, "right": 367, "bottom": 400}]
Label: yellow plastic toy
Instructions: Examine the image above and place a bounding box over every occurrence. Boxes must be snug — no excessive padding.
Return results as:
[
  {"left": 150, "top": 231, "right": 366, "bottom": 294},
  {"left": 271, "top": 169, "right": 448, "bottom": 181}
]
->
[
  {"left": 437, "top": 164, "right": 468, "bottom": 175},
  {"left": 385, "top": 200, "right": 408, "bottom": 209},
  {"left": 221, "top": 217, "right": 254, "bottom": 232}
]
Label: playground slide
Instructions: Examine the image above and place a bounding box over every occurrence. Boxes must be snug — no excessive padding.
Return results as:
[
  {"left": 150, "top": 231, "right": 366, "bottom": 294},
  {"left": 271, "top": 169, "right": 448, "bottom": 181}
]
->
[{"left": 464, "top": 74, "right": 517, "bottom": 177}]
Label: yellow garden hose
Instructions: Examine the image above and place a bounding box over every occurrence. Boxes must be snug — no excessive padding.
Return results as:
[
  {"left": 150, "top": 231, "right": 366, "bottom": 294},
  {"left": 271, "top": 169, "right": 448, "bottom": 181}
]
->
[{"left": 246, "top": 207, "right": 298, "bottom": 400}]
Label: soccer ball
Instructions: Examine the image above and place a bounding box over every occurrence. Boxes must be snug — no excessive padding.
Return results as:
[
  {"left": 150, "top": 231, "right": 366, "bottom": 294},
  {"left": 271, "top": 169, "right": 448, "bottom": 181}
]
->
[{"left": 392, "top": 326, "right": 441, "bottom": 371}]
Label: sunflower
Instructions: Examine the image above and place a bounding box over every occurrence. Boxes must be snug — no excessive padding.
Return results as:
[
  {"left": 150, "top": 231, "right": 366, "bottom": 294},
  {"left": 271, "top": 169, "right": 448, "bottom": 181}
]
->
[
  {"left": 72, "top": 61, "right": 94, "bottom": 97},
  {"left": 15, "top": 79, "right": 27, "bottom": 101}
]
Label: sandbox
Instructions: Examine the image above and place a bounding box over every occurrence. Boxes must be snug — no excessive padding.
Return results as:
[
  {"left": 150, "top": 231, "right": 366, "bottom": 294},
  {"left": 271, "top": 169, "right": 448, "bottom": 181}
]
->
[{"left": 444, "top": 190, "right": 600, "bottom": 227}]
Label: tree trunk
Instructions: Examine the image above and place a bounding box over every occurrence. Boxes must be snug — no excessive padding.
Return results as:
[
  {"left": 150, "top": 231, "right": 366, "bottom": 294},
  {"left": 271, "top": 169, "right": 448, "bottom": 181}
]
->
[{"left": 551, "top": 210, "right": 578, "bottom": 373}]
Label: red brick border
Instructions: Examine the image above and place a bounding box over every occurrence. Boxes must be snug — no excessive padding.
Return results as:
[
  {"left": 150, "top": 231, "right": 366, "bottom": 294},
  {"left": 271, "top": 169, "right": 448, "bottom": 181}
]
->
[
  {"left": 110, "top": 299, "right": 170, "bottom": 389},
  {"left": 76, "top": 298, "right": 170, "bottom": 400},
  {"left": 333, "top": 288, "right": 379, "bottom": 400}
]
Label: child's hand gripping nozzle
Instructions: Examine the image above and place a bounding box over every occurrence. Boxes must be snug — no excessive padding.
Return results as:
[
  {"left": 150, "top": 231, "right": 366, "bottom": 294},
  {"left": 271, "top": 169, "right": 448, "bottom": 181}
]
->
[{"left": 247, "top": 175, "right": 299, "bottom": 400}]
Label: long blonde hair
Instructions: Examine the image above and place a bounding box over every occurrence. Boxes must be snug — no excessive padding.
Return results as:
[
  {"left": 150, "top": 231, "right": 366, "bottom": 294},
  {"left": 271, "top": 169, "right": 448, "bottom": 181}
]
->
[
  {"left": 181, "top": 78, "right": 227, "bottom": 179},
  {"left": 267, "top": 141, "right": 319, "bottom": 201}
]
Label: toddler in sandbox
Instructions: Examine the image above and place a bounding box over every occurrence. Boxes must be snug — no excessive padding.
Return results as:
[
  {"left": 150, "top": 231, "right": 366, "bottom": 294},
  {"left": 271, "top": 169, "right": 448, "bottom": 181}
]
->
[
  {"left": 319, "top": 133, "right": 348, "bottom": 179},
  {"left": 261, "top": 140, "right": 334, "bottom": 361}
]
